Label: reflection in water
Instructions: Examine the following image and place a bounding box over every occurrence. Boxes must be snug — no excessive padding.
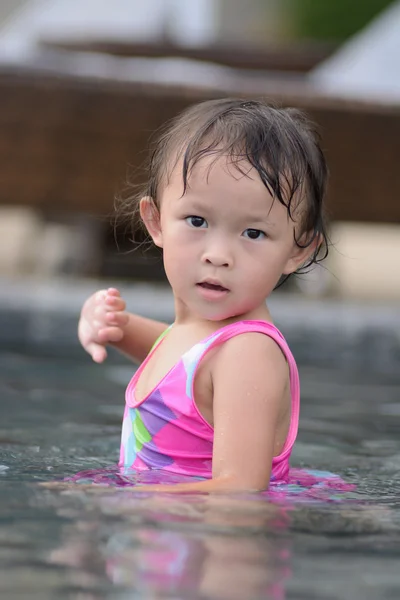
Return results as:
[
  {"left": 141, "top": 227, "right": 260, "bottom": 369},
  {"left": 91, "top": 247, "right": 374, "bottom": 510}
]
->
[
  {"left": 2, "top": 352, "right": 400, "bottom": 599},
  {"left": 105, "top": 528, "right": 288, "bottom": 599},
  {"left": 47, "top": 492, "right": 292, "bottom": 599}
]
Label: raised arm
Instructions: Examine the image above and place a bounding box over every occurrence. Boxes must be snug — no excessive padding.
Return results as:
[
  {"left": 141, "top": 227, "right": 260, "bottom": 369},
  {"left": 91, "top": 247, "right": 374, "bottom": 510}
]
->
[{"left": 110, "top": 310, "right": 169, "bottom": 363}]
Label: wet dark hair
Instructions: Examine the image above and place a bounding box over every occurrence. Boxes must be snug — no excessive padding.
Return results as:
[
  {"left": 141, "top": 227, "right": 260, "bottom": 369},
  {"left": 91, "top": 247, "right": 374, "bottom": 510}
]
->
[{"left": 121, "top": 97, "right": 329, "bottom": 275}]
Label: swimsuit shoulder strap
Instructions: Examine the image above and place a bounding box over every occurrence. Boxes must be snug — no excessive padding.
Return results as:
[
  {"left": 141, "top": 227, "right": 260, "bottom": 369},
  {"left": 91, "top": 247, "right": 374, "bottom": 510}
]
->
[{"left": 184, "top": 320, "right": 300, "bottom": 449}]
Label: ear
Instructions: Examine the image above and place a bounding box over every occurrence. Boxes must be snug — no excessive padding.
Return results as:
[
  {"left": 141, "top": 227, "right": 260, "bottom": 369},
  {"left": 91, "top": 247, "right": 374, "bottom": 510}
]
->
[
  {"left": 140, "top": 196, "right": 163, "bottom": 248},
  {"left": 282, "top": 231, "right": 322, "bottom": 275}
]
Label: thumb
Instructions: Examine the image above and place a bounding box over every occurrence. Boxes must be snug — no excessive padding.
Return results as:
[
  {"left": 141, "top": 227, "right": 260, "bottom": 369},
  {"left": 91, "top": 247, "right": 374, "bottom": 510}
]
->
[{"left": 85, "top": 342, "right": 107, "bottom": 364}]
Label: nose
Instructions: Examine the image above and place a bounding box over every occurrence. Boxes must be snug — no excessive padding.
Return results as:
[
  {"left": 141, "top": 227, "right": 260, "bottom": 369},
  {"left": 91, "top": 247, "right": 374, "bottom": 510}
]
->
[{"left": 202, "top": 241, "right": 232, "bottom": 268}]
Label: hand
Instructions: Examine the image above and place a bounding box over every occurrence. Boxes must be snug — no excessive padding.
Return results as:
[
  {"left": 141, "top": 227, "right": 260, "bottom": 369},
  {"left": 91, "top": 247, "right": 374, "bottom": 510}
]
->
[{"left": 78, "top": 287, "right": 129, "bottom": 363}]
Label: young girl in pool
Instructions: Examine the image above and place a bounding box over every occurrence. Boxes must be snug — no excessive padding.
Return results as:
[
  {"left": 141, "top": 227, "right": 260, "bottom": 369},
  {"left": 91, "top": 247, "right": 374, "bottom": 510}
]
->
[{"left": 78, "top": 98, "right": 328, "bottom": 493}]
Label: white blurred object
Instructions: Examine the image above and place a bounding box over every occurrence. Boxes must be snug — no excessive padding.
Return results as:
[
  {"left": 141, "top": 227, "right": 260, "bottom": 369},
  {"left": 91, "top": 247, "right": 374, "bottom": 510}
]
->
[
  {"left": 0, "top": 207, "right": 42, "bottom": 275},
  {"left": 24, "top": 49, "right": 235, "bottom": 89},
  {"left": 329, "top": 223, "right": 400, "bottom": 300},
  {"left": 0, "top": 207, "right": 102, "bottom": 277},
  {"left": 35, "top": 217, "right": 103, "bottom": 277},
  {"left": 0, "top": 0, "right": 217, "bottom": 62},
  {"left": 310, "top": 1, "right": 400, "bottom": 102},
  {"left": 164, "top": 0, "right": 216, "bottom": 46}
]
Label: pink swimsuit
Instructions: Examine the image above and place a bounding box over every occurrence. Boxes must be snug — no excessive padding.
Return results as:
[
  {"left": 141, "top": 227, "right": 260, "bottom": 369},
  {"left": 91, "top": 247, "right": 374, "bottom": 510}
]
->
[{"left": 119, "top": 320, "right": 300, "bottom": 484}]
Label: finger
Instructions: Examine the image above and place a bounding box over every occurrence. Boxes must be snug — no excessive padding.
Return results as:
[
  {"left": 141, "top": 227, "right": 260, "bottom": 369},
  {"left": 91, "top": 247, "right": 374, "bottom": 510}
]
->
[
  {"left": 105, "top": 295, "right": 126, "bottom": 311},
  {"left": 85, "top": 342, "right": 108, "bottom": 363},
  {"left": 107, "top": 287, "right": 121, "bottom": 297},
  {"left": 98, "top": 326, "right": 124, "bottom": 344},
  {"left": 105, "top": 311, "right": 129, "bottom": 326}
]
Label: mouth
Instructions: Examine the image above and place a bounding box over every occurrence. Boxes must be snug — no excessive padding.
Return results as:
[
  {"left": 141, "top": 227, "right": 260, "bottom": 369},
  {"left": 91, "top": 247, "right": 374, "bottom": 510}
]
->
[{"left": 197, "top": 281, "right": 229, "bottom": 293}]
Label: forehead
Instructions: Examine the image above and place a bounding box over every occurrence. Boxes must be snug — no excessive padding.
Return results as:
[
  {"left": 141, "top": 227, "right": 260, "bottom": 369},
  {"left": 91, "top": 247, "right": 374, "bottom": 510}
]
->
[
  {"left": 165, "top": 155, "right": 272, "bottom": 206},
  {"left": 162, "top": 154, "right": 302, "bottom": 223}
]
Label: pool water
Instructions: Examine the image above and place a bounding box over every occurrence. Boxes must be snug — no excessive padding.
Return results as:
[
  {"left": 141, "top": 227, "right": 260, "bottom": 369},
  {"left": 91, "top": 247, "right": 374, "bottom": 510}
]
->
[{"left": 1, "top": 349, "right": 400, "bottom": 599}]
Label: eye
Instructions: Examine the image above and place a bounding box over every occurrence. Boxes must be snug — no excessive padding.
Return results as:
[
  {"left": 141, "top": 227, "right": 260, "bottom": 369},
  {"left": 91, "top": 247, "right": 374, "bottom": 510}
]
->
[
  {"left": 243, "top": 228, "right": 265, "bottom": 240},
  {"left": 186, "top": 216, "right": 207, "bottom": 228}
]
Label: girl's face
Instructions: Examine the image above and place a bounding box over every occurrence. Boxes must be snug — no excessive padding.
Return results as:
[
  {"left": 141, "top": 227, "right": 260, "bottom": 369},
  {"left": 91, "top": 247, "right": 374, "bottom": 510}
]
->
[{"left": 141, "top": 156, "right": 312, "bottom": 323}]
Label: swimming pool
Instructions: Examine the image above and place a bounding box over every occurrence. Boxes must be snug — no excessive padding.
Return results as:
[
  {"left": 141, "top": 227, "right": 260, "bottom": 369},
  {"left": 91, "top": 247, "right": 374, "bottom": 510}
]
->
[{"left": 1, "top": 344, "right": 400, "bottom": 600}]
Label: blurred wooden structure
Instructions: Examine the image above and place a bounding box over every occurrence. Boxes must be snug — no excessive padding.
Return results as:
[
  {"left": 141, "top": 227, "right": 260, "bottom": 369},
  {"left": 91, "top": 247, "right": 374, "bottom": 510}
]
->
[
  {"left": 0, "top": 42, "right": 399, "bottom": 277},
  {"left": 1, "top": 63, "right": 399, "bottom": 223},
  {"left": 40, "top": 39, "right": 335, "bottom": 73}
]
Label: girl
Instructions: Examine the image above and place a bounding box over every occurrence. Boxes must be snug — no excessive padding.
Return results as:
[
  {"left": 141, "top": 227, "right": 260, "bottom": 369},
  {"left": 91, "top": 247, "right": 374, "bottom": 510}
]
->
[{"left": 78, "top": 98, "right": 328, "bottom": 493}]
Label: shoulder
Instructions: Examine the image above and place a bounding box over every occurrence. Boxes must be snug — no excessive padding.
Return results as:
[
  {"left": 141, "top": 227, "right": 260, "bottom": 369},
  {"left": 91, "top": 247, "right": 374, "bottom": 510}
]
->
[
  {"left": 211, "top": 330, "right": 289, "bottom": 390},
  {"left": 214, "top": 329, "right": 287, "bottom": 364}
]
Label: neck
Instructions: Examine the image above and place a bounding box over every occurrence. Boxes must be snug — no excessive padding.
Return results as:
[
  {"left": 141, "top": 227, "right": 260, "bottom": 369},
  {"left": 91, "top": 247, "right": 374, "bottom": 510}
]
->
[{"left": 173, "top": 296, "right": 273, "bottom": 328}]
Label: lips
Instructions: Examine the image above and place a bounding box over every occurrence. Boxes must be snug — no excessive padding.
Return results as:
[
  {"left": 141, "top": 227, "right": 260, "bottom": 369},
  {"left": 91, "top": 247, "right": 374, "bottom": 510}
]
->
[{"left": 197, "top": 280, "right": 229, "bottom": 292}]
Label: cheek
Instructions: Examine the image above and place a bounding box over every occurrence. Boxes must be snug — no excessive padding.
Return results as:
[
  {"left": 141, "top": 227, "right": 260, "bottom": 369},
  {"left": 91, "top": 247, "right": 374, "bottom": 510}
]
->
[
  {"left": 162, "top": 245, "right": 180, "bottom": 273},
  {"left": 239, "top": 244, "right": 284, "bottom": 282},
  {"left": 240, "top": 246, "right": 268, "bottom": 274},
  {"left": 162, "top": 232, "right": 193, "bottom": 279},
  {"left": 165, "top": 224, "right": 201, "bottom": 256}
]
